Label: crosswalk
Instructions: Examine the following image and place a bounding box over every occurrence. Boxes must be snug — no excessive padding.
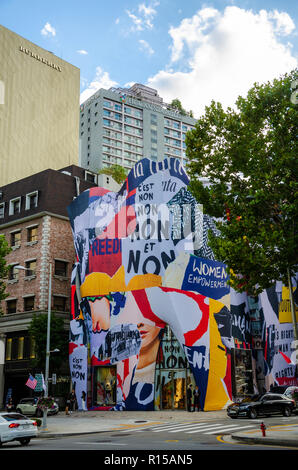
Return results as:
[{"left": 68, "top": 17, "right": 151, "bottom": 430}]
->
[{"left": 119, "top": 421, "right": 255, "bottom": 436}]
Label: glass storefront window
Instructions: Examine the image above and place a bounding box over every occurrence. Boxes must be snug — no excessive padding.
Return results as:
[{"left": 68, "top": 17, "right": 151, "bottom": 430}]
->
[
  {"left": 154, "top": 327, "right": 195, "bottom": 410},
  {"left": 93, "top": 366, "right": 117, "bottom": 407},
  {"left": 232, "top": 348, "right": 254, "bottom": 398}
]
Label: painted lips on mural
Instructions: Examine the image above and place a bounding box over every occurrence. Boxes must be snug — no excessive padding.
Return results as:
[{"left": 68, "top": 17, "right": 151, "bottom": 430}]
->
[{"left": 67, "top": 157, "right": 298, "bottom": 412}]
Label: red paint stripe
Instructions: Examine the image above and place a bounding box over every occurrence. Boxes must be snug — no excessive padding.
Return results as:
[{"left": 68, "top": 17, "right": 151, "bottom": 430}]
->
[
  {"left": 279, "top": 350, "right": 292, "bottom": 364},
  {"left": 132, "top": 290, "right": 166, "bottom": 328},
  {"left": 71, "top": 285, "right": 76, "bottom": 319},
  {"left": 160, "top": 287, "right": 209, "bottom": 346}
]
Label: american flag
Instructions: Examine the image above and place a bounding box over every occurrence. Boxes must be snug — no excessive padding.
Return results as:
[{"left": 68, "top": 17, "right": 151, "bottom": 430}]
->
[{"left": 25, "top": 374, "right": 37, "bottom": 390}]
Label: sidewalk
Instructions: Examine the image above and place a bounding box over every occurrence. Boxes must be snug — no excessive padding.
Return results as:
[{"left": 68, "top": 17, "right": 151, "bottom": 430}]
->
[{"left": 36, "top": 410, "right": 298, "bottom": 448}]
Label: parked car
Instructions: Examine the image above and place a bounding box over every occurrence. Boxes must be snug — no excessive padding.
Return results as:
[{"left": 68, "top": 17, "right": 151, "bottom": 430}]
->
[
  {"left": 227, "top": 393, "right": 296, "bottom": 419},
  {"left": 16, "top": 397, "right": 59, "bottom": 417},
  {"left": 0, "top": 412, "right": 38, "bottom": 446},
  {"left": 283, "top": 386, "right": 298, "bottom": 413}
]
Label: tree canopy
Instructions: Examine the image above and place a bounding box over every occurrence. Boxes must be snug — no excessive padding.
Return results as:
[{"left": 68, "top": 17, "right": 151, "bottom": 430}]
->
[
  {"left": 98, "top": 164, "right": 128, "bottom": 185},
  {"left": 0, "top": 235, "right": 11, "bottom": 312},
  {"left": 170, "top": 98, "right": 194, "bottom": 117},
  {"left": 186, "top": 70, "right": 298, "bottom": 295},
  {"left": 28, "top": 313, "right": 69, "bottom": 373}
]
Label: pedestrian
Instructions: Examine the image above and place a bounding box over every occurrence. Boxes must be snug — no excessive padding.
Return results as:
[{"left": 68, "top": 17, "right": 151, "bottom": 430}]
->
[
  {"left": 81, "top": 390, "right": 87, "bottom": 411},
  {"left": 187, "top": 384, "right": 193, "bottom": 412},
  {"left": 193, "top": 385, "right": 200, "bottom": 411},
  {"left": 6, "top": 398, "right": 13, "bottom": 412},
  {"left": 68, "top": 389, "right": 76, "bottom": 414}
]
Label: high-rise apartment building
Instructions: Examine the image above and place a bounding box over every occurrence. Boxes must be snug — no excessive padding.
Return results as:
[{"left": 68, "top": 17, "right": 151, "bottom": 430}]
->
[
  {"left": 0, "top": 25, "right": 80, "bottom": 186},
  {"left": 79, "top": 83, "right": 197, "bottom": 172}
]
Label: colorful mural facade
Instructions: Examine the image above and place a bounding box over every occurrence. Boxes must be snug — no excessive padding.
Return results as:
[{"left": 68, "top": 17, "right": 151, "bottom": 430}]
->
[{"left": 67, "top": 158, "right": 297, "bottom": 411}]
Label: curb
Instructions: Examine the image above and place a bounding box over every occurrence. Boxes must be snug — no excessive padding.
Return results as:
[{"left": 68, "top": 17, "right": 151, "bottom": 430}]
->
[{"left": 231, "top": 434, "right": 298, "bottom": 448}]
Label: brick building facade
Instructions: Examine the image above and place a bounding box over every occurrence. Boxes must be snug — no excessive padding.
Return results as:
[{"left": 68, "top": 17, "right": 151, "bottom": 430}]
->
[{"left": 0, "top": 166, "right": 110, "bottom": 407}]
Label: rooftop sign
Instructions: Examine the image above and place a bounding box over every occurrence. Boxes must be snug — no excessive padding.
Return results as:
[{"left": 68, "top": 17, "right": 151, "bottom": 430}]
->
[{"left": 19, "top": 45, "right": 62, "bottom": 72}]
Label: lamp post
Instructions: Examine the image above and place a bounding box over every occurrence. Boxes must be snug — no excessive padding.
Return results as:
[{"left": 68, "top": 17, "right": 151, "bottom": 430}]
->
[
  {"left": 15, "top": 262, "right": 56, "bottom": 431},
  {"left": 44, "top": 262, "right": 52, "bottom": 398}
]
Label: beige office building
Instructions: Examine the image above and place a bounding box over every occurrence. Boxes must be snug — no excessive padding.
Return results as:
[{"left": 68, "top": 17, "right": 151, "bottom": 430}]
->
[{"left": 0, "top": 25, "right": 80, "bottom": 186}]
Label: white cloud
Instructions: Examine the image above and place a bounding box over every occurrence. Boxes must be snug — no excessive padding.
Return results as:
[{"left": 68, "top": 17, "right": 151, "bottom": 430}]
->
[
  {"left": 41, "top": 22, "right": 56, "bottom": 37},
  {"left": 80, "top": 67, "right": 118, "bottom": 104},
  {"left": 126, "top": 1, "right": 159, "bottom": 32},
  {"left": 147, "top": 6, "right": 297, "bottom": 117},
  {"left": 139, "top": 39, "right": 154, "bottom": 55},
  {"left": 268, "top": 9, "right": 295, "bottom": 35},
  {"left": 77, "top": 50, "right": 88, "bottom": 55}
]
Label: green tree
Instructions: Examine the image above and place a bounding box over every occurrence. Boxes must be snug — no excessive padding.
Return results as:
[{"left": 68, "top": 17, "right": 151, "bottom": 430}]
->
[
  {"left": 98, "top": 164, "right": 128, "bottom": 185},
  {"left": 186, "top": 70, "right": 298, "bottom": 295},
  {"left": 0, "top": 235, "right": 11, "bottom": 313},
  {"left": 170, "top": 98, "right": 187, "bottom": 115},
  {"left": 28, "top": 313, "right": 69, "bottom": 373}
]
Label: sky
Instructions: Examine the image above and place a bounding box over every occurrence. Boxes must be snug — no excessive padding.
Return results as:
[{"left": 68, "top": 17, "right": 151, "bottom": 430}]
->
[{"left": 1, "top": 0, "right": 297, "bottom": 117}]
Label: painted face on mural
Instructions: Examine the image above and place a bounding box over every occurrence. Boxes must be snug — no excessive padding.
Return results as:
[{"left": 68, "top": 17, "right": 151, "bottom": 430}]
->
[
  {"left": 89, "top": 297, "right": 110, "bottom": 332},
  {"left": 137, "top": 322, "right": 161, "bottom": 351}
]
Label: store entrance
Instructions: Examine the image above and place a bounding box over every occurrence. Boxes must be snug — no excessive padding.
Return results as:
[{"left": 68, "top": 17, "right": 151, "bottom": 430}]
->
[
  {"left": 154, "top": 326, "right": 196, "bottom": 411},
  {"left": 93, "top": 366, "right": 117, "bottom": 408},
  {"left": 160, "top": 369, "right": 186, "bottom": 410}
]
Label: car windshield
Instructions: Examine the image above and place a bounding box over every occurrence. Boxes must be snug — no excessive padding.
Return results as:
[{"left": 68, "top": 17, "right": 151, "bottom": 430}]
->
[{"left": 2, "top": 413, "right": 26, "bottom": 421}]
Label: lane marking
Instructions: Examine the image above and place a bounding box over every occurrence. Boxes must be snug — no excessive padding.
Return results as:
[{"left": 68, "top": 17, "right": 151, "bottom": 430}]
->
[{"left": 203, "top": 425, "right": 254, "bottom": 435}]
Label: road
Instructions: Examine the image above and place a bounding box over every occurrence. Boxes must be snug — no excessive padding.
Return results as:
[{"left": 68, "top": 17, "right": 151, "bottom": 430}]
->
[{"left": 2, "top": 414, "right": 298, "bottom": 452}]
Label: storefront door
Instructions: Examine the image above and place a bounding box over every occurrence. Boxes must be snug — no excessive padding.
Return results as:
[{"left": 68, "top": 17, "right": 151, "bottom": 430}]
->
[
  {"left": 160, "top": 369, "right": 187, "bottom": 410},
  {"left": 93, "top": 366, "right": 117, "bottom": 408}
]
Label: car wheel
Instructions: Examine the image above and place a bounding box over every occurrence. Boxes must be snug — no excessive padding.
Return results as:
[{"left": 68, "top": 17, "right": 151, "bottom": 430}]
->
[
  {"left": 283, "top": 406, "right": 291, "bottom": 417},
  {"left": 16, "top": 408, "right": 22, "bottom": 414},
  {"left": 249, "top": 408, "right": 258, "bottom": 419},
  {"left": 19, "top": 438, "right": 30, "bottom": 446}
]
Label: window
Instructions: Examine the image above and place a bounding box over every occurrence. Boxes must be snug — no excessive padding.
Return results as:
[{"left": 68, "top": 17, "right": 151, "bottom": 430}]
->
[
  {"left": 25, "top": 260, "right": 36, "bottom": 277},
  {"left": 9, "top": 197, "right": 21, "bottom": 215},
  {"left": 27, "top": 226, "right": 38, "bottom": 242},
  {"left": 54, "top": 260, "right": 68, "bottom": 277},
  {"left": 18, "top": 337, "right": 24, "bottom": 359},
  {"left": 6, "top": 335, "right": 35, "bottom": 361},
  {"left": 8, "top": 265, "right": 19, "bottom": 281},
  {"left": 53, "top": 296, "right": 66, "bottom": 312},
  {"left": 5, "top": 338, "right": 12, "bottom": 360},
  {"left": 85, "top": 171, "right": 97, "bottom": 184},
  {"left": 11, "top": 231, "right": 21, "bottom": 247},
  {"left": 25, "top": 191, "right": 38, "bottom": 210},
  {"left": 24, "top": 296, "right": 35, "bottom": 311},
  {"left": 30, "top": 337, "right": 36, "bottom": 359},
  {"left": 0, "top": 202, "right": 5, "bottom": 218},
  {"left": 7, "top": 299, "right": 17, "bottom": 314}
]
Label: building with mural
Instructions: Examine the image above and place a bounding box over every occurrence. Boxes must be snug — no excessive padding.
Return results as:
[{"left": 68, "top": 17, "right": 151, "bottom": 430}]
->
[{"left": 68, "top": 157, "right": 298, "bottom": 411}]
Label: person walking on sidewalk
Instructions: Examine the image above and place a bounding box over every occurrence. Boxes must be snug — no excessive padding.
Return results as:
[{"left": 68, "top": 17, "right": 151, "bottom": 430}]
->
[
  {"left": 193, "top": 385, "right": 201, "bottom": 411},
  {"left": 68, "top": 389, "right": 76, "bottom": 414},
  {"left": 81, "top": 390, "right": 87, "bottom": 411},
  {"left": 187, "top": 384, "right": 193, "bottom": 412}
]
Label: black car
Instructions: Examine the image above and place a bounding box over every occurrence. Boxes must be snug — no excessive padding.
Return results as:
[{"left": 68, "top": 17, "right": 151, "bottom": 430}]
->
[{"left": 227, "top": 393, "right": 296, "bottom": 419}]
